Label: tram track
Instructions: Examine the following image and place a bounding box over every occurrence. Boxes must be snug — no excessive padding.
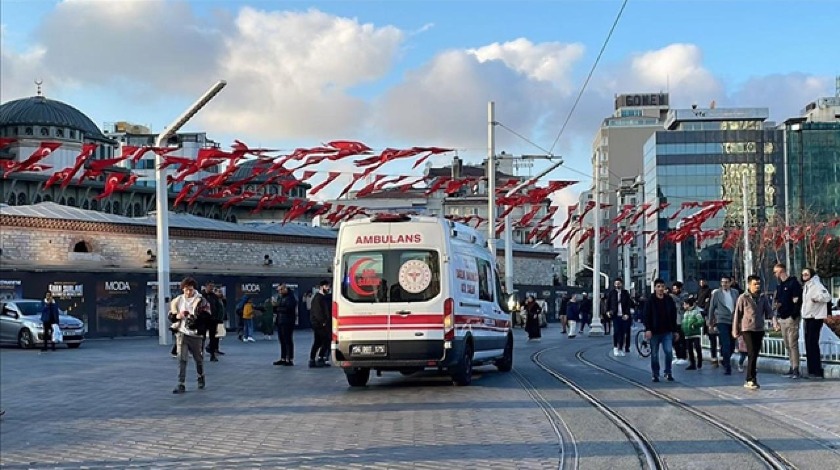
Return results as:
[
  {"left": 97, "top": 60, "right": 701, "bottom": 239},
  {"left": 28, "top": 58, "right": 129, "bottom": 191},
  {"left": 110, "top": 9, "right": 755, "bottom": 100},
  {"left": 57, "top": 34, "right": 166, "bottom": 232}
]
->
[
  {"left": 512, "top": 368, "right": 579, "bottom": 469},
  {"left": 528, "top": 348, "right": 666, "bottom": 470},
  {"left": 582, "top": 348, "right": 795, "bottom": 470}
]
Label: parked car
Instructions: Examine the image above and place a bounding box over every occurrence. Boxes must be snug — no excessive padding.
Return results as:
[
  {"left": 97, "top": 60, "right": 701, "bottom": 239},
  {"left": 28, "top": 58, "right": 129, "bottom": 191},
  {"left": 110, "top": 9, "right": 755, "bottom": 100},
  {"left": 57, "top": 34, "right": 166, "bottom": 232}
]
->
[{"left": 0, "top": 299, "right": 86, "bottom": 349}]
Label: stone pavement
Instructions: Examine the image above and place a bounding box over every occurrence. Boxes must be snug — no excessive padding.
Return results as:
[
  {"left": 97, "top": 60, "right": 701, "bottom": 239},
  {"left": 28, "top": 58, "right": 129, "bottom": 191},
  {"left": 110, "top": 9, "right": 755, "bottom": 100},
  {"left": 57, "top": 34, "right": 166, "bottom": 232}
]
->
[{"left": 1, "top": 328, "right": 838, "bottom": 469}]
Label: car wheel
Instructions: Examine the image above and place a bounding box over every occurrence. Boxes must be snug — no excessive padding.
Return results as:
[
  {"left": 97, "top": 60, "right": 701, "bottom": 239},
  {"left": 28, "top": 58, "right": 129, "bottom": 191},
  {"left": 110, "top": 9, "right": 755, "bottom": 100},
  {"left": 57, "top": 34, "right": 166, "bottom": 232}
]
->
[
  {"left": 67, "top": 343, "right": 81, "bottom": 349},
  {"left": 495, "top": 335, "right": 513, "bottom": 372},
  {"left": 345, "top": 368, "right": 370, "bottom": 387},
  {"left": 18, "top": 329, "right": 35, "bottom": 349},
  {"left": 451, "top": 342, "right": 474, "bottom": 386}
]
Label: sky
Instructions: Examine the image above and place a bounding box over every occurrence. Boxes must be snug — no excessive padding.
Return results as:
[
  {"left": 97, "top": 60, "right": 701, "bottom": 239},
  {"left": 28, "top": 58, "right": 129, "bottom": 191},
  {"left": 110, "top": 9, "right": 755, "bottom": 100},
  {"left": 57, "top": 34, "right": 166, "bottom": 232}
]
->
[{"left": 1, "top": 0, "right": 838, "bottom": 210}]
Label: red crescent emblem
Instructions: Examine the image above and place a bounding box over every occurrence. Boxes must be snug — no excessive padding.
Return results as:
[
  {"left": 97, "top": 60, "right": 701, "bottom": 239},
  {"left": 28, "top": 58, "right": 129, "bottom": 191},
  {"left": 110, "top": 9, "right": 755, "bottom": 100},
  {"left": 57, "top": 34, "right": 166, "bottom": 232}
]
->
[{"left": 348, "top": 257, "right": 377, "bottom": 296}]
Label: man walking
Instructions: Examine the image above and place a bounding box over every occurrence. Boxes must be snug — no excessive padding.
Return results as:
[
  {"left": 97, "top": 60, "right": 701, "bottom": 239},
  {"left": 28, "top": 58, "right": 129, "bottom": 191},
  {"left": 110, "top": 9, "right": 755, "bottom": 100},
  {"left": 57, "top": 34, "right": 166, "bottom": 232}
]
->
[
  {"left": 733, "top": 275, "right": 772, "bottom": 390},
  {"left": 644, "top": 279, "right": 680, "bottom": 382},
  {"left": 773, "top": 263, "right": 803, "bottom": 379},
  {"left": 671, "top": 281, "right": 689, "bottom": 365},
  {"left": 169, "top": 277, "right": 211, "bottom": 394},
  {"left": 309, "top": 280, "right": 332, "bottom": 368},
  {"left": 696, "top": 279, "right": 715, "bottom": 363},
  {"left": 709, "top": 276, "right": 739, "bottom": 375},
  {"left": 606, "top": 278, "right": 633, "bottom": 356},
  {"left": 272, "top": 284, "right": 298, "bottom": 366}
]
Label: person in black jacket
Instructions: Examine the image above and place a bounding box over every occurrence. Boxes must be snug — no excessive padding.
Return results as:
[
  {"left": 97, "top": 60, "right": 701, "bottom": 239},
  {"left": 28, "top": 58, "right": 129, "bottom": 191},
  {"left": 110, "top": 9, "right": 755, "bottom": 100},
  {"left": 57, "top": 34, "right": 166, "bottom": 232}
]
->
[
  {"left": 606, "top": 278, "right": 633, "bottom": 356},
  {"left": 308, "top": 280, "right": 332, "bottom": 368},
  {"left": 272, "top": 284, "right": 298, "bottom": 366},
  {"left": 644, "top": 278, "right": 681, "bottom": 382},
  {"left": 202, "top": 281, "right": 226, "bottom": 362}
]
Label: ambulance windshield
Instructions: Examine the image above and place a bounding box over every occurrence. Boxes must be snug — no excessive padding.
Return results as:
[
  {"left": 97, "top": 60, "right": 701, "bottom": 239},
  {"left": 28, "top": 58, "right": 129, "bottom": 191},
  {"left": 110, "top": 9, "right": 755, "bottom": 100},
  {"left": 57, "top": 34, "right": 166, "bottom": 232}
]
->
[{"left": 341, "top": 250, "right": 440, "bottom": 303}]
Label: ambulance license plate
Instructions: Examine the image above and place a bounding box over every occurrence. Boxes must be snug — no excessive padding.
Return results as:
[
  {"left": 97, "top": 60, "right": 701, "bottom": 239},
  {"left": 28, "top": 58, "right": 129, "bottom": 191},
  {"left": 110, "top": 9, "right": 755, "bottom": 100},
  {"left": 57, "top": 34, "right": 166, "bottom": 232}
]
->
[{"left": 351, "top": 344, "right": 387, "bottom": 356}]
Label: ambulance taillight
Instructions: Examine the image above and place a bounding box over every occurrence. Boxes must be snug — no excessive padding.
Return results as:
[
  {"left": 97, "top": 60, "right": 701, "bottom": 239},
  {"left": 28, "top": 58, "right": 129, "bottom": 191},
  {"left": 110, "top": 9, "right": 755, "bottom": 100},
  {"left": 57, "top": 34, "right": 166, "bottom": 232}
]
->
[
  {"left": 332, "top": 301, "right": 339, "bottom": 342},
  {"left": 443, "top": 297, "right": 454, "bottom": 341}
]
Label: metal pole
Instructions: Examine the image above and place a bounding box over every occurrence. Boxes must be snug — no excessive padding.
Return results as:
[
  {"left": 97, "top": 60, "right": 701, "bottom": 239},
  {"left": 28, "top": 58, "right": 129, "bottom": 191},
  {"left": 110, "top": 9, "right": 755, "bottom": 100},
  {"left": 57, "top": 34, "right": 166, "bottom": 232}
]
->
[
  {"left": 742, "top": 173, "right": 753, "bottom": 281},
  {"left": 676, "top": 220, "right": 684, "bottom": 282},
  {"left": 156, "top": 80, "right": 227, "bottom": 345},
  {"left": 590, "top": 149, "right": 604, "bottom": 336},
  {"left": 623, "top": 242, "right": 630, "bottom": 288},
  {"left": 487, "top": 102, "right": 497, "bottom": 262},
  {"left": 783, "top": 127, "right": 791, "bottom": 269}
]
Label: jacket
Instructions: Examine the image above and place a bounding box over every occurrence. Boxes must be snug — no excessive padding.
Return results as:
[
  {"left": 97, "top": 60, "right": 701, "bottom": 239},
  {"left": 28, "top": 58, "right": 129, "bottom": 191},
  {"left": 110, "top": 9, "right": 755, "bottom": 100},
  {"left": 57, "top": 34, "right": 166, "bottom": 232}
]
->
[
  {"left": 774, "top": 276, "right": 802, "bottom": 320},
  {"left": 273, "top": 291, "right": 298, "bottom": 325},
  {"left": 681, "top": 307, "right": 704, "bottom": 338},
  {"left": 565, "top": 301, "right": 581, "bottom": 322},
  {"left": 696, "top": 285, "right": 712, "bottom": 314},
  {"left": 709, "top": 288, "right": 739, "bottom": 326},
  {"left": 309, "top": 291, "right": 329, "bottom": 328},
  {"left": 643, "top": 294, "right": 679, "bottom": 335},
  {"left": 41, "top": 300, "right": 60, "bottom": 324},
  {"left": 169, "top": 294, "right": 210, "bottom": 337},
  {"left": 203, "top": 291, "right": 226, "bottom": 322},
  {"left": 733, "top": 292, "right": 772, "bottom": 335},
  {"left": 606, "top": 288, "right": 633, "bottom": 320},
  {"left": 802, "top": 274, "right": 832, "bottom": 320}
]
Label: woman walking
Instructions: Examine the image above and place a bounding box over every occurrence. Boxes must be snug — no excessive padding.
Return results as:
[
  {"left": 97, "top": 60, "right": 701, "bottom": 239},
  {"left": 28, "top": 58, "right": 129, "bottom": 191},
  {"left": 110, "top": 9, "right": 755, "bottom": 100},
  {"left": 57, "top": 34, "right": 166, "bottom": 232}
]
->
[
  {"left": 801, "top": 267, "right": 832, "bottom": 379},
  {"left": 523, "top": 295, "right": 543, "bottom": 341}
]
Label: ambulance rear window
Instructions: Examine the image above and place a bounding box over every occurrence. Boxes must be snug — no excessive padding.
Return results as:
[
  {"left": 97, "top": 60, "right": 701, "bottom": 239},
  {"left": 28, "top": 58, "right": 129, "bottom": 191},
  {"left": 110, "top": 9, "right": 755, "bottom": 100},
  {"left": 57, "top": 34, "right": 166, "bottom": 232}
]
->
[{"left": 341, "top": 250, "right": 440, "bottom": 303}]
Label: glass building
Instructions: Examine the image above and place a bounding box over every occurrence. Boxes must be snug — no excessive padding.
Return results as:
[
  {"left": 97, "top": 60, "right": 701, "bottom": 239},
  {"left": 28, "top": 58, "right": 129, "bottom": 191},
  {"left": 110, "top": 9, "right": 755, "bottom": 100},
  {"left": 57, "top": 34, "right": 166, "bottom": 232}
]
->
[
  {"left": 643, "top": 108, "right": 784, "bottom": 288},
  {"left": 784, "top": 119, "right": 840, "bottom": 218}
]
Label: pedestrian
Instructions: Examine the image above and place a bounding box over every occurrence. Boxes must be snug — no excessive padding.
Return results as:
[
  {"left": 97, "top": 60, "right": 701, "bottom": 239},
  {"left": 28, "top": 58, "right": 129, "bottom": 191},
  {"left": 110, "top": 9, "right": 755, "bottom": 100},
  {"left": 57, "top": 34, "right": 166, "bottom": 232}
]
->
[
  {"left": 599, "top": 293, "right": 611, "bottom": 334},
  {"left": 40, "top": 291, "right": 60, "bottom": 352},
  {"left": 558, "top": 294, "right": 569, "bottom": 333},
  {"left": 800, "top": 267, "right": 832, "bottom": 379},
  {"left": 524, "top": 294, "right": 543, "bottom": 340},
  {"left": 565, "top": 294, "right": 581, "bottom": 338},
  {"left": 772, "top": 263, "right": 803, "bottom": 379},
  {"left": 733, "top": 275, "right": 772, "bottom": 390},
  {"left": 580, "top": 293, "right": 593, "bottom": 334},
  {"left": 643, "top": 278, "right": 680, "bottom": 382},
  {"left": 606, "top": 278, "right": 633, "bottom": 356},
  {"left": 671, "top": 281, "right": 689, "bottom": 365},
  {"left": 709, "top": 275, "right": 739, "bottom": 375},
  {"left": 241, "top": 296, "right": 255, "bottom": 342},
  {"left": 681, "top": 296, "right": 704, "bottom": 370},
  {"left": 202, "top": 281, "right": 225, "bottom": 362},
  {"left": 235, "top": 295, "right": 247, "bottom": 341},
  {"left": 272, "top": 283, "right": 298, "bottom": 366},
  {"left": 169, "top": 276, "right": 211, "bottom": 394},
  {"left": 309, "top": 280, "right": 332, "bottom": 367}
]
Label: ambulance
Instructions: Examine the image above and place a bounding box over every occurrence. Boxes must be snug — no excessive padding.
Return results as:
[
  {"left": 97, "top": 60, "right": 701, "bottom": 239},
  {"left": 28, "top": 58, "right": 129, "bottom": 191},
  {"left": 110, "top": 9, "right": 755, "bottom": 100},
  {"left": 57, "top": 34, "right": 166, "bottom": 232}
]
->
[{"left": 331, "top": 214, "right": 513, "bottom": 387}]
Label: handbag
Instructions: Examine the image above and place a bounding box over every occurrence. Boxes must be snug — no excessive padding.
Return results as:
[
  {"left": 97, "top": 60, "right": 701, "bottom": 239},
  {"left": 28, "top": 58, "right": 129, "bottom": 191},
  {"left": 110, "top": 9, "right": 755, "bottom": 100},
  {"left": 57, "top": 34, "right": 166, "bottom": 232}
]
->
[
  {"left": 216, "top": 323, "right": 227, "bottom": 338},
  {"left": 51, "top": 325, "right": 64, "bottom": 344}
]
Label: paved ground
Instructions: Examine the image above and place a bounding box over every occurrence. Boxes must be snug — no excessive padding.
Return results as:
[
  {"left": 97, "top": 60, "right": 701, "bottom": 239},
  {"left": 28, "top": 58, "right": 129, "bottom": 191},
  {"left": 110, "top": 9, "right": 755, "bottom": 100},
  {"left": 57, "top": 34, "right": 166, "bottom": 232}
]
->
[{"left": 1, "top": 327, "right": 839, "bottom": 469}]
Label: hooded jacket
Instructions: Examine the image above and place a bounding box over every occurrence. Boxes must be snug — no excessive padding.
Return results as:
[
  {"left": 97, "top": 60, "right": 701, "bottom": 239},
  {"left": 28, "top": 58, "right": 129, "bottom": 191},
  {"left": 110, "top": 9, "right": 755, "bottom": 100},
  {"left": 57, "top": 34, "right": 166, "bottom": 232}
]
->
[{"left": 802, "top": 274, "right": 832, "bottom": 320}]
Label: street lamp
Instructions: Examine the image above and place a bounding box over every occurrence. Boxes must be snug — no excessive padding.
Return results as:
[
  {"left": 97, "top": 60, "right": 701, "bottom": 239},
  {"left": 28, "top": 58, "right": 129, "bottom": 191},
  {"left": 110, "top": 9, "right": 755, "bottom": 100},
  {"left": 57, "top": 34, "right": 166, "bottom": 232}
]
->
[{"left": 156, "top": 80, "right": 227, "bottom": 345}]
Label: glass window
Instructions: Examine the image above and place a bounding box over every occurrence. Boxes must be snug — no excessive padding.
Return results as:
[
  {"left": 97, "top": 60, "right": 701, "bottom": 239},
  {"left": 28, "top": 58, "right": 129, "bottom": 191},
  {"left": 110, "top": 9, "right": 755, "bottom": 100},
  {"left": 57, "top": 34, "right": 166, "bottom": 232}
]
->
[
  {"left": 40, "top": 127, "right": 49, "bottom": 136},
  {"left": 476, "top": 258, "right": 494, "bottom": 302},
  {"left": 341, "top": 250, "right": 441, "bottom": 303}
]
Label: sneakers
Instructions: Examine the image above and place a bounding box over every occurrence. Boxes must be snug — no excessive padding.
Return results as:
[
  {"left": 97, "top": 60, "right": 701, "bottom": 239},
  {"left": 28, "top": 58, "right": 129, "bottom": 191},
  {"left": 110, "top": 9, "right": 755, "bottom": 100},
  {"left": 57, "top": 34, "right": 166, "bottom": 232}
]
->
[
  {"left": 665, "top": 374, "right": 674, "bottom": 382},
  {"left": 613, "top": 347, "right": 620, "bottom": 357},
  {"left": 210, "top": 355, "right": 219, "bottom": 362},
  {"left": 744, "top": 380, "right": 760, "bottom": 390},
  {"left": 318, "top": 358, "right": 331, "bottom": 367},
  {"left": 284, "top": 360, "right": 294, "bottom": 366},
  {"left": 172, "top": 384, "right": 186, "bottom": 394},
  {"left": 652, "top": 376, "right": 660, "bottom": 383},
  {"left": 711, "top": 359, "right": 719, "bottom": 368},
  {"left": 197, "top": 376, "right": 205, "bottom": 390},
  {"left": 685, "top": 365, "right": 697, "bottom": 371},
  {"left": 791, "top": 370, "right": 800, "bottom": 379},
  {"left": 737, "top": 364, "right": 744, "bottom": 372},
  {"left": 309, "top": 359, "right": 322, "bottom": 368},
  {"left": 782, "top": 368, "right": 795, "bottom": 377},
  {"left": 618, "top": 350, "right": 626, "bottom": 357},
  {"left": 273, "top": 359, "right": 287, "bottom": 366},
  {"left": 246, "top": 337, "right": 256, "bottom": 342}
]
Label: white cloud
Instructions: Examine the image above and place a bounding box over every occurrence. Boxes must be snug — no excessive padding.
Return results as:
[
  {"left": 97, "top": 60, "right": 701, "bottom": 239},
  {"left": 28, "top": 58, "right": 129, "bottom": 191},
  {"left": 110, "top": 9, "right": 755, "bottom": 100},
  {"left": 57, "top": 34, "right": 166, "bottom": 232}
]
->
[
  {"left": 469, "top": 38, "right": 585, "bottom": 90},
  {"left": 729, "top": 73, "right": 833, "bottom": 122},
  {"left": 0, "top": 26, "right": 56, "bottom": 100}
]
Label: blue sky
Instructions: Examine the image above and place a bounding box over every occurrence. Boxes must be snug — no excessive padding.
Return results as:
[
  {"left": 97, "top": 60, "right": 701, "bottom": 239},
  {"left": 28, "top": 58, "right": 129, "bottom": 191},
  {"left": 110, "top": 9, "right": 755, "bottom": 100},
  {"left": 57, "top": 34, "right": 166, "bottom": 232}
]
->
[{"left": 1, "top": 0, "right": 838, "bottom": 204}]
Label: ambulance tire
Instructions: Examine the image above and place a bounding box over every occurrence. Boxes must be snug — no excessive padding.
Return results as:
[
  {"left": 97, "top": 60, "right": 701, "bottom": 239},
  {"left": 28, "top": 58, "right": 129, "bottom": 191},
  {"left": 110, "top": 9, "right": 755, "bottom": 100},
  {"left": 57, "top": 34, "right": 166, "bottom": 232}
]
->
[
  {"left": 345, "top": 368, "right": 370, "bottom": 387},
  {"left": 495, "top": 335, "right": 513, "bottom": 372},
  {"left": 451, "top": 342, "right": 473, "bottom": 386}
]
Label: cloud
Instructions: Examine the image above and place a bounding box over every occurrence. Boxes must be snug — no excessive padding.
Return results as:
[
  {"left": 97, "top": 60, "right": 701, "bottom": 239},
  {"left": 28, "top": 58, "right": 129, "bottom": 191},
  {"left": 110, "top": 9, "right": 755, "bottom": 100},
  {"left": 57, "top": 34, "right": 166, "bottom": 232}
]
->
[
  {"left": 200, "top": 7, "right": 404, "bottom": 140},
  {"left": 729, "top": 73, "right": 834, "bottom": 122},
  {"left": 0, "top": 26, "right": 56, "bottom": 100}
]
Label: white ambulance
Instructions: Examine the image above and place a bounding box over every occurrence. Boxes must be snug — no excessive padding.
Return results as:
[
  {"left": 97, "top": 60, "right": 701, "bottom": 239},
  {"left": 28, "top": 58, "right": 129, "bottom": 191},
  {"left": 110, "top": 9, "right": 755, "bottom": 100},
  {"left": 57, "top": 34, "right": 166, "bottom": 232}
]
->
[{"left": 331, "top": 214, "right": 513, "bottom": 387}]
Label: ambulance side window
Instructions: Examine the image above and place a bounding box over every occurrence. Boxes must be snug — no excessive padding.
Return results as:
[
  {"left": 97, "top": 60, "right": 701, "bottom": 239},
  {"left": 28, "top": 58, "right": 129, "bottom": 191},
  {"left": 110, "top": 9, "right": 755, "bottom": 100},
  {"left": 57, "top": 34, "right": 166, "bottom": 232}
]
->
[{"left": 476, "top": 258, "right": 493, "bottom": 302}]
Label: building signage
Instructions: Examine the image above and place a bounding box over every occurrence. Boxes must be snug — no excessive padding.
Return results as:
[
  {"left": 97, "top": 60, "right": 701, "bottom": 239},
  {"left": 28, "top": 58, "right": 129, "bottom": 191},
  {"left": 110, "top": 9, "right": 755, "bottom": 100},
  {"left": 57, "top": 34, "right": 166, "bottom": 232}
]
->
[
  {"left": 616, "top": 93, "right": 669, "bottom": 109},
  {"left": 0, "top": 279, "right": 23, "bottom": 301}
]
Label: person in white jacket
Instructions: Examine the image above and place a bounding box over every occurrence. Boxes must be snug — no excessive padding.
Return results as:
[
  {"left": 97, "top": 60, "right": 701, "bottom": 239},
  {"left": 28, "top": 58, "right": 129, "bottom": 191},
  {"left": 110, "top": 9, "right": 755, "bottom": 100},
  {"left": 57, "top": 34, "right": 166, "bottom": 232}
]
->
[{"left": 800, "top": 268, "right": 832, "bottom": 379}]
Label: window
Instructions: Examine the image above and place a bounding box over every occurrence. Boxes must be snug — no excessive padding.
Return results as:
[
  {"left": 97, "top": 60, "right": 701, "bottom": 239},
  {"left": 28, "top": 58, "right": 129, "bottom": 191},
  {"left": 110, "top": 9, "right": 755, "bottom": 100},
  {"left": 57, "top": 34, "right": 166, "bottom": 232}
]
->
[
  {"left": 476, "top": 258, "right": 494, "bottom": 302},
  {"left": 341, "top": 250, "right": 441, "bottom": 303},
  {"left": 69, "top": 130, "right": 76, "bottom": 139},
  {"left": 40, "top": 127, "right": 49, "bottom": 136},
  {"left": 25, "top": 127, "right": 33, "bottom": 136},
  {"left": 17, "top": 193, "right": 27, "bottom": 205},
  {"left": 56, "top": 128, "right": 64, "bottom": 138},
  {"left": 73, "top": 241, "right": 90, "bottom": 253}
]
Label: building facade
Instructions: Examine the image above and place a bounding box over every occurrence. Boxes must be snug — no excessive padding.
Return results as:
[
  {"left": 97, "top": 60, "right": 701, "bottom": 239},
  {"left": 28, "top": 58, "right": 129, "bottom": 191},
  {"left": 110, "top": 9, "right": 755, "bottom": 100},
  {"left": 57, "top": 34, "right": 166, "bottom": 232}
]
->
[{"left": 643, "top": 107, "right": 784, "bottom": 289}]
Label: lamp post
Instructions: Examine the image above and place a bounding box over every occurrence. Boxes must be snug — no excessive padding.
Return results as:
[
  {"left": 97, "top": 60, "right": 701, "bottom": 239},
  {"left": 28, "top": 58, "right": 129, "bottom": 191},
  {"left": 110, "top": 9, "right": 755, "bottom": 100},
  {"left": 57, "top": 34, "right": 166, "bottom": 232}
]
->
[
  {"left": 589, "top": 148, "right": 604, "bottom": 336},
  {"left": 156, "top": 80, "right": 227, "bottom": 345},
  {"left": 487, "top": 102, "right": 497, "bottom": 258}
]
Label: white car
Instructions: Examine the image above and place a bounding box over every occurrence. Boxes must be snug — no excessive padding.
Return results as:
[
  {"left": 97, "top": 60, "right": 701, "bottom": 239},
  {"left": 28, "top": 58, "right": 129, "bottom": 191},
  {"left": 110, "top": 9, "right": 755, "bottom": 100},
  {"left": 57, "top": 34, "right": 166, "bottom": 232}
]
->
[{"left": 0, "top": 299, "right": 86, "bottom": 349}]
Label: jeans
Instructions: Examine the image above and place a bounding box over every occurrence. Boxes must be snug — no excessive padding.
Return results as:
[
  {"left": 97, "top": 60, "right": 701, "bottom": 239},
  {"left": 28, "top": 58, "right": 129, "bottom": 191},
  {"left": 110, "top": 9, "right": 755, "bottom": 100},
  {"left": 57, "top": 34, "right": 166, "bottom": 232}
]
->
[
  {"left": 780, "top": 317, "right": 801, "bottom": 372},
  {"left": 717, "top": 323, "right": 733, "bottom": 371},
  {"left": 803, "top": 318, "right": 824, "bottom": 377},
  {"left": 177, "top": 333, "right": 204, "bottom": 385},
  {"left": 742, "top": 330, "right": 764, "bottom": 383},
  {"left": 707, "top": 333, "right": 719, "bottom": 359},
  {"left": 243, "top": 318, "right": 254, "bottom": 339},
  {"left": 277, "top": 323, "right": 295, "bottom": 361},
  {"left": 649, "top": 332, "right": 674, "bottom": 377},
  {"left": 613, "top": 318, "right": 631, "bottom": 351}
]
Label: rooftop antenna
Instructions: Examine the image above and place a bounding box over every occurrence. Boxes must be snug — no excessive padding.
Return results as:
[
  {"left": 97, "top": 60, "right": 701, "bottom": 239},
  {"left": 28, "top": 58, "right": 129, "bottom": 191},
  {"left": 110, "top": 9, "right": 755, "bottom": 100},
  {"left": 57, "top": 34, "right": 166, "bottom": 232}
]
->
[{"left": 34, "top": 79, "right": 43, "bottom": 96}]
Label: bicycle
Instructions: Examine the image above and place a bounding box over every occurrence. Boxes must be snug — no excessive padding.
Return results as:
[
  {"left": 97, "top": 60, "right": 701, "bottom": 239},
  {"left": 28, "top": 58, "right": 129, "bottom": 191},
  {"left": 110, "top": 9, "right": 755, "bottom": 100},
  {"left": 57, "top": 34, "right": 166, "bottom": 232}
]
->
[{"left": 635, "top": 329, "right": 651, "bottom": 358}]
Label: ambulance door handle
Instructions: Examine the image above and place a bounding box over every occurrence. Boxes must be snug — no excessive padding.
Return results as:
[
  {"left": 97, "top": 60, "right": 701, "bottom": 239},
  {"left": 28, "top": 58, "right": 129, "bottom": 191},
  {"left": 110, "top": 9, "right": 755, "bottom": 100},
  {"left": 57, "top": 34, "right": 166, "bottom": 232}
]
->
[
  {"left": 460, "top": 301, "right": 480, "bottom": 308},
  {"left": 396, "top": 310, "right": 411, "bottom": 316}
]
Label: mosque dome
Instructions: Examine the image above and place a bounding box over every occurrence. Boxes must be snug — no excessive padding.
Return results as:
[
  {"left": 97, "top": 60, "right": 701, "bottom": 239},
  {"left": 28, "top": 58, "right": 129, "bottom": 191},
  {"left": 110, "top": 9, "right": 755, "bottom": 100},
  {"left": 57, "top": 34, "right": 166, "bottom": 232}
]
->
[{"left": 0, "top": 95, "right": 108, "bottom": 140}]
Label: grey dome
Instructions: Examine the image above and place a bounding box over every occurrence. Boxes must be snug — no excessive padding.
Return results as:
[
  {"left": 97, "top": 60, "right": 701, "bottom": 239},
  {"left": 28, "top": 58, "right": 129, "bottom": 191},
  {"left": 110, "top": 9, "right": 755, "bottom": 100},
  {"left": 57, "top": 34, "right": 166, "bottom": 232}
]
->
[{"left": 0, "top": 95, "right": 107, "bottom": 140}]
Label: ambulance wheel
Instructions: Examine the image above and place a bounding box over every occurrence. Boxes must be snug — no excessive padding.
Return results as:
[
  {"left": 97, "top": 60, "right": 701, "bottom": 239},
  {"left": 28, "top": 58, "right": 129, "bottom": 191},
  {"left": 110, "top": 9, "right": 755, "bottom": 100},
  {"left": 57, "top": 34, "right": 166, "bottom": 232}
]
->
[
  {"left": 451, "top": 343, "right": 473, "bottom": 386},
  {"left": 345, "top": 368, "right": 370, "bottom": 387},
  {"left": 495, "top": 335, "right": 513, "bottom": 372}
]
